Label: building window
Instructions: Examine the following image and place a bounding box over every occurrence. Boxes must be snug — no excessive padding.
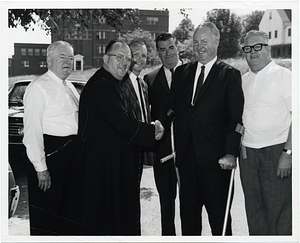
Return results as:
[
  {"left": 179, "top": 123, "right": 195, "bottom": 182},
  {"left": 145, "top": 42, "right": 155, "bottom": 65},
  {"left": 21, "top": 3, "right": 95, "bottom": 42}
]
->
[
  {"left": 269, "top": 12, "right": 272, "bottom": 19},
  {"left": 96, "top": 59, "right": 101, "bottom": 67},
  {"left": 96, "top": 31, "right": 107, "bottom": 39},
  {"left": 269, "top": 31, "right": 271, "bottom": 39},
  {"left": 288, "top": 28, "right": 291, "bottom": 37},
  {"left": 151, "top": 32, "right": 156, "bottom": 40},
  {"left": 39, "top": 61, "right": 47, "bottom": 68},
  {"left": 96, "top": 45, "right": 106, "bottom": 54},
  {"left": 76, "top": 60, "right": 81, "bottom": 70},
  {"left": 28, "top": 48, "right": 33, "bottom": 56},
  {"left": 147, "top": 17, "right": 159, "bottom": 25},
  {"left": 275, "top": 30, "right": 278, "bottom": 38},
  {"left": 21, "top": 48, "right": 26, "bottom": 56},
  {"left": 35, "top": 49, "right": 40, "bottom": 56},
  {"left": 277, "top": 49, "right": 280, "bottom": 56},
  {"left": 21, "top": 60, "right": 30, "bottom": 67},
  {"left": 41, "top": 49, "right": 47, "bottom": 56}
]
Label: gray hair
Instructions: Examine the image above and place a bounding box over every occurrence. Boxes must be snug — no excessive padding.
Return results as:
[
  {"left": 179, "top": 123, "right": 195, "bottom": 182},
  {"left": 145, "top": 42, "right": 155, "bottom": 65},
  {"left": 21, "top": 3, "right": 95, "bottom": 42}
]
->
[
  {"left": 47, "top": 41, "right": 73, "bottom": 60},
  {"left": 195, "top": 22, "right": 220, "bottom": 42},
  {"left": 245, "top": 30, "right": 269, "bottom": 43}
]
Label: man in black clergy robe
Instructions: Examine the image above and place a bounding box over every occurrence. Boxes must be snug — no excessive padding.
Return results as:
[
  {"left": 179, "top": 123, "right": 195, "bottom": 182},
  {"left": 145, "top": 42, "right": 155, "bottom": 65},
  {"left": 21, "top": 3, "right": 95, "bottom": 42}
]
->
[
  {"left": 158, "top": 22, "right": 244, "bottom": 235},
  {"left": 67, "top": 39, "right": 163, "bottom": 235}
]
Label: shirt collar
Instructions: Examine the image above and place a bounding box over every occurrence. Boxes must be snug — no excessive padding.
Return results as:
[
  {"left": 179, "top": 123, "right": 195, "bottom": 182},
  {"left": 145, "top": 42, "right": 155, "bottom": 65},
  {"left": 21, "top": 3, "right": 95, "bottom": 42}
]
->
[
  {"left": 47, "top": 70, "right": 65, "bottom": 84},
  {"left": 198, "top": 56, "right": 217, "bottom": 71},
  {"left": 129, "top": 71, "right": 139, "bottom": 81},
  {"left": 163, "top": 60, "right": 182, "bottom": 74},
  {"left": 249, "top": 60, "right": 275, "bottom": 76}
]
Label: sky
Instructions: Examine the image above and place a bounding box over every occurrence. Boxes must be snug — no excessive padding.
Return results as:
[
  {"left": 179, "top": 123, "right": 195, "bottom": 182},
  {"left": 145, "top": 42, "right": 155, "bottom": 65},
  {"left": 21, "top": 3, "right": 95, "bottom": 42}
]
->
[{"left": 2, "top": 0, "right": 296, "bottom": 58}]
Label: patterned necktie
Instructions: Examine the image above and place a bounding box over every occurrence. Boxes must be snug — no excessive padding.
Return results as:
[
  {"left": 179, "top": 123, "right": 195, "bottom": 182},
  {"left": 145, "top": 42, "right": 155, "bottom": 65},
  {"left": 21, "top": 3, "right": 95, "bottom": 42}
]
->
[
  {"left": 192, "top": 65, "right": 205, "bottom": 106},
  {"left": 137, "top": 77, "right": 147, "bottom": 122},
  {"left": 63, "top": 80, "right": 79, "bottom": 109}
]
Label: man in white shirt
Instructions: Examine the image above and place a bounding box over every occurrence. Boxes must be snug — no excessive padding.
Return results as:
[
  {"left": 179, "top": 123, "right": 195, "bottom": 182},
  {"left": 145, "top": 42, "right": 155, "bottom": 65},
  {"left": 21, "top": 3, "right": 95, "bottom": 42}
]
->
[
  {"left": 23, "top": 40, "right": 79, "bottom": 235},
  {"left": 240, "top": 30, "right": 292, "bottom": 235}
]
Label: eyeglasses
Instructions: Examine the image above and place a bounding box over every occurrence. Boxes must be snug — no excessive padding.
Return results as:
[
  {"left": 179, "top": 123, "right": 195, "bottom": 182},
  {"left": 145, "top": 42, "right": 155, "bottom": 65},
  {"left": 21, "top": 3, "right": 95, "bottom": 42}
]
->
[
  {"left": 242, "top": 43, "right": 268, "bottom": 53},
  {"left": 106, "top": 53, "right": 132, "bottom": 63}
]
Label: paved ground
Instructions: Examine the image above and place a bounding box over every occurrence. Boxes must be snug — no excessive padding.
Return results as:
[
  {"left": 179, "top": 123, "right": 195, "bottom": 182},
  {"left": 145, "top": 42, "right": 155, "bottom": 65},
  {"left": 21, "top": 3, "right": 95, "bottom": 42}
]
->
[{"left": 7, "top": 163, "right": 249, "bottom": 238}]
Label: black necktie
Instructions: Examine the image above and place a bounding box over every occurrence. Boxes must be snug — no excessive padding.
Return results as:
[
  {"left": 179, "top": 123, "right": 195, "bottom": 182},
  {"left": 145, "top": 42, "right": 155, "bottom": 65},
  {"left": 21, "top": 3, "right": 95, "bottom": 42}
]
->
[
  {"left": 137, "top": 77, "right": 147, "bottom": 122},
  {"left": 170, "top": 68, "right": 174, "bottom": 80},
  {"left": 192, "top": 65, "right": 205, "bottom": 106}
]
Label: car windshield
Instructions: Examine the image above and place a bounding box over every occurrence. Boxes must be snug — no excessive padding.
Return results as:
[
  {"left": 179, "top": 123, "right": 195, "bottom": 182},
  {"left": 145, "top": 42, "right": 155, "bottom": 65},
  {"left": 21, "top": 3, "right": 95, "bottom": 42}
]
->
[
  {"left": 8, "top": 81, "right": 85, "bottom": 107},
  {"left": 8, "top": 82, "right": 29, "bottom": 107}
]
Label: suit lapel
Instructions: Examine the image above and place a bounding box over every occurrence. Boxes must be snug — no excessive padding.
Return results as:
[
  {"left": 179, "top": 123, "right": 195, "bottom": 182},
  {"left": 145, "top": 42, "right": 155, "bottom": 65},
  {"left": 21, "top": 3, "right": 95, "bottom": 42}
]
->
[
  {"left": 183, "top": 62, "right": 198, "bottom": 105},
  {"left": 193, "top": 60, "right": 220, "bottom": 104},
  {"left": 157, "top": 67, "right": 170, "bottom": 94}
]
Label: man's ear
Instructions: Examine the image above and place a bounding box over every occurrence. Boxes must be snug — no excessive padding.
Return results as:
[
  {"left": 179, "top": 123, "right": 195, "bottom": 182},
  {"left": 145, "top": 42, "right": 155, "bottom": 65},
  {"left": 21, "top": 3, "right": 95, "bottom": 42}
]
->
[{"left": 103, "top": 54, "right": 108, "bottom": 65}]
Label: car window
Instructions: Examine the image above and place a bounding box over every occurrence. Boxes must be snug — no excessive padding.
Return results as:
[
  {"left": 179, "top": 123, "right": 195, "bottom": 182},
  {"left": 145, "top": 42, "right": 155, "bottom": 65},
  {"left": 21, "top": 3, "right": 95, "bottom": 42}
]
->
[
  {"left": 9, "top": 83, "right": 29, "bottom": 107},
  {"left": 72, "top": 83, "right": 85, "bottom": 95}
]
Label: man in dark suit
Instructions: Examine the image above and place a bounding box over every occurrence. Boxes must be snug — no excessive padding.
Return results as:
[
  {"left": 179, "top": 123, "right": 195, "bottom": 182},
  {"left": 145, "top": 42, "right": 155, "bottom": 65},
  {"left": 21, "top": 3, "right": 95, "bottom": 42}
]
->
[
  {"left": 144, "top": 33, "right": 182, "bottom": 235},
  {"left": 158, "top": 22, "right": 244, "bottom": 235},
  {"left": 122, "top": 39, "right": 154, "bottom": 167}
]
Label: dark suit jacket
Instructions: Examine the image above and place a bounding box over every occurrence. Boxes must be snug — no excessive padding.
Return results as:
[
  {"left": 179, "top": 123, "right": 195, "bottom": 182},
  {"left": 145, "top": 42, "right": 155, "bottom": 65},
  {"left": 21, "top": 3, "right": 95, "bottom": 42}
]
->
[
  {"left": 144, "top": 66, "right": 172, "bottom": 163},
  {"left": 122, "top": 73, "right": 155, "bottom": 166},
  {"left": 159, "top": 60, "right": 244, "bottom": 170}
]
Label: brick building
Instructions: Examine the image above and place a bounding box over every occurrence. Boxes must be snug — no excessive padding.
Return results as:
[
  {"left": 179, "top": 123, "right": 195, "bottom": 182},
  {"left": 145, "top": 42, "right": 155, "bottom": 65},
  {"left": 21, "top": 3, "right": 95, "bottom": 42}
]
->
[
  {"left": 9, "top": 43, "right": 49, "bottom": 77},
  {"left": 52, "top": 9, "right": 169, "bottom": 70}
]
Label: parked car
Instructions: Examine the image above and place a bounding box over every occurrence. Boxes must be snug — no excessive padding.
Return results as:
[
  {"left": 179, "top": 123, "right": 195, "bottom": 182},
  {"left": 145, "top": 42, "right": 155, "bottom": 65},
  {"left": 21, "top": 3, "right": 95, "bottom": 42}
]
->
[
  {"left": 8, "top": 163, "right": 20, "bottom": 218},
  {"left": 8, "top": 80, "right": 86, "bottom": 162}
]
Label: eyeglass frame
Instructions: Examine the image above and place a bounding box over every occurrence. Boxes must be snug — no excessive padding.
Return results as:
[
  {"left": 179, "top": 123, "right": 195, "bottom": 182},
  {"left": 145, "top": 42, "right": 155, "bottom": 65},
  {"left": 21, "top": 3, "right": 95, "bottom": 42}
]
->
[
  {"left": 242, "top": 43, "right": 269, "bottom": 53},
  {"left": 106, "top": 53, "right": 132, "bottom": 63}
]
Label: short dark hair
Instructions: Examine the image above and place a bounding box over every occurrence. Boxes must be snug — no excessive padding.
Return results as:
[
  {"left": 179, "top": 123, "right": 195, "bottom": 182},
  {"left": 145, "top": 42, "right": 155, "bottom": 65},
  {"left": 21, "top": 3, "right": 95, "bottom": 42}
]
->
[
  {"left": 155, "top": 33, "right": 174, "bottom": 49},
  {"left": 105, "top": 39, "right": 127, "bottom": 54}
]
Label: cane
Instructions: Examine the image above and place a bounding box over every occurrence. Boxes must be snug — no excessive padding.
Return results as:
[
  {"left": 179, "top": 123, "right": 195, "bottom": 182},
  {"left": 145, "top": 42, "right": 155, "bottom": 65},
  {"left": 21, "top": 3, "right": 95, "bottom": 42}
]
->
[
  {"left": 160, "top": 122, "right": 181, "bottom": 192},
  {"left": 222, "top": 165, "right": 236, "bottom": 236}
]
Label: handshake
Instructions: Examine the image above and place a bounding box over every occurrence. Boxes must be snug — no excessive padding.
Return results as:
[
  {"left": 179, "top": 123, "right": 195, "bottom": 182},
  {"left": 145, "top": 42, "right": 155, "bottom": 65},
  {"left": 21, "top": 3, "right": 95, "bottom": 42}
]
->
[{"left": 151, "top": 120, "right": 164, "bottom": 140}]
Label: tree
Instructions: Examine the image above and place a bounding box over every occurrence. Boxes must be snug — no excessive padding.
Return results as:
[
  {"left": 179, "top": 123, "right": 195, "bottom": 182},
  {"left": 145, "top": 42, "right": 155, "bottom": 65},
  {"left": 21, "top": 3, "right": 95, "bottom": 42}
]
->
[
  {"left": 241, "top": 10, "right": 264, "bottom": 42},
  {"left": 122, "top": 28, "right": 161, "bottom": 66},
  {"left": 8, "top": 9, "right": 141, "bottom": 40},
  {"left": 172, "top": 17, "right": 195, "bottom": 62},
  {"left": 172, "top": 17, "right": 194, "bottom": 44},
  {"left": 205, "top": 9, "right": 243, "bottom": 59}
]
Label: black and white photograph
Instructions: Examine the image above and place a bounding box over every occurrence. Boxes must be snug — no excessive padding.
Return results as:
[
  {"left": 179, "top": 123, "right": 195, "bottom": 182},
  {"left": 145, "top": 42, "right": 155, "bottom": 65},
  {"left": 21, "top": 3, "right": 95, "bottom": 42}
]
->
[{"left": 1, "top": 0, "right": 299, "bottom": 242}]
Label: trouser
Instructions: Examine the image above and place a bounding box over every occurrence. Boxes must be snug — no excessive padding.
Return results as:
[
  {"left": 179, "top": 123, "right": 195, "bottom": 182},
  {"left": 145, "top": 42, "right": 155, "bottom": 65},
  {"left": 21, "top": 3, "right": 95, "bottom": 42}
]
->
[
  {"left": 153, "top": 157, "right": 177, "bottom": 235},
  {"left": 27, "top": 134, "right": 76, "bottom": 235},
  {"left": 179, "top": 138, "right": 233, "bottom": 235},
  {"left": 239, "top": 143, "right": 292, "bottom": 235}
]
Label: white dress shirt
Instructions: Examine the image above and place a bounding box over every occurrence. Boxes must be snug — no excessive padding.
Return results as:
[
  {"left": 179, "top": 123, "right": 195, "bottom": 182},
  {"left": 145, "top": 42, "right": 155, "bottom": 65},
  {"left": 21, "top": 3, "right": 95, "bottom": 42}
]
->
[
  {"left": 23, "top": 70, "right": 79, "bottom": 172},
  {"left": 163, "top": 60, "right": 182, "bottom": 88},
  {"left": 191, "top": 56, "right": 217, "bottom": 103},
  {"left": 129, "top": 71, "right": 147, "bottom": 122}
]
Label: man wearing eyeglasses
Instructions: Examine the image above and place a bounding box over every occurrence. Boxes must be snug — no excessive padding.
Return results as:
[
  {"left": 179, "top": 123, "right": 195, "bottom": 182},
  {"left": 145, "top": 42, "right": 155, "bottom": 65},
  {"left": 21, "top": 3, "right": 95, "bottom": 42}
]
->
[
  {"left": 68, "top": 39, "right": 164, "bottom": 235},
  {"left": 240, "top": 30, "right": 292, "bottom": 235}
]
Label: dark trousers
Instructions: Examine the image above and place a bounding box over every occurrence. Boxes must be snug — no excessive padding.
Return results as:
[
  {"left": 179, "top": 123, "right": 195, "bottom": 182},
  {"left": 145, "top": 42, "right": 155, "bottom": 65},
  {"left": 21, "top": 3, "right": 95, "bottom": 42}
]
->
[
  {"left": 179, "top": 138, "right": 233, "bottom": 235},
  {"left": 239, "top": 144, "right": 292, "bottom": 235},
  {"left": 27, "top": 134, "right": 76, "bottom": 235},
  {"left": 153, "top": 157, "right": 178, "bottom": 235}
]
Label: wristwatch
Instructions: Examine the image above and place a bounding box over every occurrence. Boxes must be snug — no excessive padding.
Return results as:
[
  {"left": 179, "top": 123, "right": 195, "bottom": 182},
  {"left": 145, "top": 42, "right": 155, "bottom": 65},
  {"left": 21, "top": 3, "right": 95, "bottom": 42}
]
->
[{"left": 283, "top": 149, "right": 292, "bottom": 155}]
